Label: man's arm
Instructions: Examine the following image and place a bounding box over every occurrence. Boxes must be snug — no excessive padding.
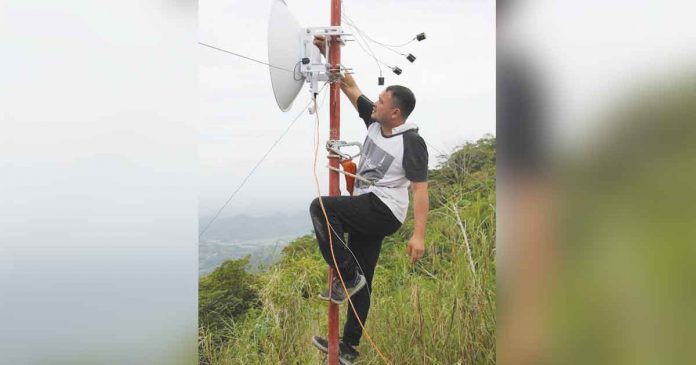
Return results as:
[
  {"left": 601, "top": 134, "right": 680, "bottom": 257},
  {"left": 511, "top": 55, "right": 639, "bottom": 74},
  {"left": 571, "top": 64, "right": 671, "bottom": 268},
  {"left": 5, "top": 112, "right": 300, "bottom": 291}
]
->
[
  {"left": 313, "top": 36, "right": 363, "bottom": 111},
  {"left": 339, "top": 73, "right": 363, "bottom": 111},
  {"left": 407, "top": 181, "right": 429, "bottom": 264}
]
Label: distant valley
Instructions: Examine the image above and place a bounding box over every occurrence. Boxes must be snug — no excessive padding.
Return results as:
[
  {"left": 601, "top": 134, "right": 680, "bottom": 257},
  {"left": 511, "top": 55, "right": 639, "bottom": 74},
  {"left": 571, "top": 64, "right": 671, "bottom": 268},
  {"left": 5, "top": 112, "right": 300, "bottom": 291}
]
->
[{"left": 198, "top": 212, "right": 312, "bottom": 276}]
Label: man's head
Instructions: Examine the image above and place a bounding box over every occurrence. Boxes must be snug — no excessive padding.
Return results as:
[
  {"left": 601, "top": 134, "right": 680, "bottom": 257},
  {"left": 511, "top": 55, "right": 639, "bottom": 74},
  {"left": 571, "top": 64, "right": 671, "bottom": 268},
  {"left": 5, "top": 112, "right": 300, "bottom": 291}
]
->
[{"left": 371, "top": 85, "right": 416, "bottom": 127}]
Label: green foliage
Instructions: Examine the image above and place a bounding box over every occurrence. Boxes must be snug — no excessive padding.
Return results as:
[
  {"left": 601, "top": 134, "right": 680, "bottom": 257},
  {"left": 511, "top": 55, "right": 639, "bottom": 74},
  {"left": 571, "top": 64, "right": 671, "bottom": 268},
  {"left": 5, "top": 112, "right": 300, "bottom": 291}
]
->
[
  {"left": 199, "top": 257, "right": 260, "bottom": 343},
  {"left": 199, "top": 136, "right": 497, "bottom": 364},
  {"left": 428, "top": 135, "right": 495, "bottom": 211}
]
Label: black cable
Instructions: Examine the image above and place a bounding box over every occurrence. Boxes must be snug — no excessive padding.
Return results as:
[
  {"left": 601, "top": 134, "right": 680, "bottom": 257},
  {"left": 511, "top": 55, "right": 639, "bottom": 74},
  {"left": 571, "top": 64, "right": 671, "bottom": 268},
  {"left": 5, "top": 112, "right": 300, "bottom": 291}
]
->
[
  {"left": 198, "top": 41, "right": 294, "bottom": 73},
  {"left": 199, "top": 83, "right": 329, "bottom": 238},
  {"left": 425, "top": 140, "right": 447, "bottom": 157},
  {"left": 342, "top": 17, "right": 384, "bottom": 75},
  {"left": 364, "top": 36, "right": 415, "bottom": 49},
  {"left": 342, "top": 9, "right": 419, "bottom": 67},
  {"left": 343, "top": 11, "right": 416, "bottom": 48}
]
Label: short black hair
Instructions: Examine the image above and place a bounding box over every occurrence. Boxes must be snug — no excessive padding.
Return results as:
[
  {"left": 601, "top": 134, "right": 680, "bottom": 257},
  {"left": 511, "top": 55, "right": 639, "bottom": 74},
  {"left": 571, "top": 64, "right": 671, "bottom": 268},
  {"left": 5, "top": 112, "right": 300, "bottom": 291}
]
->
[{"left": 386, "top": 85, "right": 416, "bottom": 120}]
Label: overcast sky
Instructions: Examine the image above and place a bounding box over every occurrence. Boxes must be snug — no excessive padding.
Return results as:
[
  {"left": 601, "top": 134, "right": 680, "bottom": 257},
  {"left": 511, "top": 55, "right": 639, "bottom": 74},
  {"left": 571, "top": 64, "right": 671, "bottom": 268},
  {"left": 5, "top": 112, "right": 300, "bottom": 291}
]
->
[{"left": 198, "top": 0, "right": 496, "bottom": 218}]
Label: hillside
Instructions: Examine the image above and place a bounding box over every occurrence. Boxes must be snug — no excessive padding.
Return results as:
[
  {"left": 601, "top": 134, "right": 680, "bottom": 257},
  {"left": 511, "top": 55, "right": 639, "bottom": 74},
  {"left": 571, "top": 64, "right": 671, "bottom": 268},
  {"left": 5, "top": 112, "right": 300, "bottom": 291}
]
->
[{"left": 199, "top": 136, "right": 496, "bottom": 364}]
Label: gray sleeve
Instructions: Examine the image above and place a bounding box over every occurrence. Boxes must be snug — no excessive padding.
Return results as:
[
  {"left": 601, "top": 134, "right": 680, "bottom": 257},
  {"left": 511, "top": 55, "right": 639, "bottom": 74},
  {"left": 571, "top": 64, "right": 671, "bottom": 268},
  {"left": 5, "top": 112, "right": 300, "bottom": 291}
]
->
[
  {"left": 357, "top": 95, "right": 375, "bottom": 128},
  {"left": 403, "top": 131, "right": 429, "bottom": 182}
]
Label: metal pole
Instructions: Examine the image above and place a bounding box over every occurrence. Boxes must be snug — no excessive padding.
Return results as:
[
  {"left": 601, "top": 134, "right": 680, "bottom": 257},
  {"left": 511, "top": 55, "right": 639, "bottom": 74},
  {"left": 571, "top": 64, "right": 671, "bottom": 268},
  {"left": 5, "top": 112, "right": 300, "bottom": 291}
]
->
[{"left": 327, "top": 0, "right": 341, "bottom": 364}]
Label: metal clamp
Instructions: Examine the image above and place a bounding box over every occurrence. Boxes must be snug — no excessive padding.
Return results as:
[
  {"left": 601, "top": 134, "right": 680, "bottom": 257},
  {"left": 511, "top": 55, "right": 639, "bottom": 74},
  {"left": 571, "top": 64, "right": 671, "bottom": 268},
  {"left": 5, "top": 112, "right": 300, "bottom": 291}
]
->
[
  {"left": 326, "top": 140, "right": 362, "bottom": 160},
  {"left": 300, "top": 26, "right": 353, "bottom": 95}
]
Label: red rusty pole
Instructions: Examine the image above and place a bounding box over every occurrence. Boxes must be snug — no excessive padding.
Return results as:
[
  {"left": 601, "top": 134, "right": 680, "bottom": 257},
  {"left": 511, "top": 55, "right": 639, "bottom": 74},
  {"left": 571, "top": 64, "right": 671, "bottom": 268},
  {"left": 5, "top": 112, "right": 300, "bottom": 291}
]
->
[{"left": 327, "top": 0, "right": 341, "bottom": 364}]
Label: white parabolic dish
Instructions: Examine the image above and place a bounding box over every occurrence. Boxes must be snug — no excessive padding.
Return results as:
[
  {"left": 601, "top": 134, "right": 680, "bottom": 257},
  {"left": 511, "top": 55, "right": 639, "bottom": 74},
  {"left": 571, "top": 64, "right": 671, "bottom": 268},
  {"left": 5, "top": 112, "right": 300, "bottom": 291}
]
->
[{"left": 268, "top": 0, "right": 304, "bottom": 112}]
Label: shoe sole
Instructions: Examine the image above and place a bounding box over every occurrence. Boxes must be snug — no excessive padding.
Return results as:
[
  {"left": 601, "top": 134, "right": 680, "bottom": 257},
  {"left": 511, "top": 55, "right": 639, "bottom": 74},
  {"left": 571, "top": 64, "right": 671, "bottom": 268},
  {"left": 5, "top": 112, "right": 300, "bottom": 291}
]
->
[
  {"left": 317, "top": 275, "right": 367, "bottom": 304},
  {"left": 311, "top": 336, "right": 354, "bottom": 365},
  {"left": 330, "top": 275, "right": 366, "bottom": 305},
  {"left": 311, "top": 336, "right": 328, "bottom": 353}
]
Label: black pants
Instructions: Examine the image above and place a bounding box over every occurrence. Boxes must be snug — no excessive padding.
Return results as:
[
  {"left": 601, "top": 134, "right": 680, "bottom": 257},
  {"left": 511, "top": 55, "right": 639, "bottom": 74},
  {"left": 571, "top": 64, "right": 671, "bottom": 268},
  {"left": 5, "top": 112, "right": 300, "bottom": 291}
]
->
[{"left": 309, "top": 192, "right": 402, "bottom": 347}]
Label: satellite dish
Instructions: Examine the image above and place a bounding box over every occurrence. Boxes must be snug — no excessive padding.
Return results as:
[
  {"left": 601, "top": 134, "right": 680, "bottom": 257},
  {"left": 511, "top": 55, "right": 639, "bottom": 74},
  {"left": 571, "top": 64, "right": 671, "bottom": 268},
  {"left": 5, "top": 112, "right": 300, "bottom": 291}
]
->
[{"left": 268, "top": 0, "right": 304, "bottom": 112}]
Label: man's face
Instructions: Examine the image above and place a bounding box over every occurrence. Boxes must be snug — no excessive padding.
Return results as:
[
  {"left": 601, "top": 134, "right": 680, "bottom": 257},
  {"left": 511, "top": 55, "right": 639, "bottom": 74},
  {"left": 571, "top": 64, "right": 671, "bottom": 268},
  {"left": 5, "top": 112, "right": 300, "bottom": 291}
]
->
[{"left": 371, "top": 90, "right": 398, "bottom": 124}]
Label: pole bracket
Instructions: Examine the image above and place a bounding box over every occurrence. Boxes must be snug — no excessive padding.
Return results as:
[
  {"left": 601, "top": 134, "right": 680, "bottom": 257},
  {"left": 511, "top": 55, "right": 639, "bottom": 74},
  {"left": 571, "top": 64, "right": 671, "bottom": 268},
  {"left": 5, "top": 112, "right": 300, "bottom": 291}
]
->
[{"left": 300, "top": 27, "right": 353, "bottom": 96}]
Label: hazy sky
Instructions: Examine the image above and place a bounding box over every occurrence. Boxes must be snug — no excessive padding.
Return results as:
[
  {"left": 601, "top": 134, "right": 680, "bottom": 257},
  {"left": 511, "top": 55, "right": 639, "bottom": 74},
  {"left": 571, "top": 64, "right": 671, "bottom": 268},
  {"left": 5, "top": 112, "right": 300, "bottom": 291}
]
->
[
  {"left": 1, "top": 2, "right": 198, "bottom": 363},
  {"left": 198, "top": 0, "right": 496, "bottom": 217}
]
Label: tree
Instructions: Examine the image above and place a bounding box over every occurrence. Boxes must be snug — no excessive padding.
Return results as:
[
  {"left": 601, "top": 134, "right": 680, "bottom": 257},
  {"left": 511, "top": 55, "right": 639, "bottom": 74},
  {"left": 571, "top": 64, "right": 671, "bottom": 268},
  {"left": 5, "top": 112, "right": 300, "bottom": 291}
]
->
[{"left": 199, "top": 257, "right": 259, "bottom": 335}]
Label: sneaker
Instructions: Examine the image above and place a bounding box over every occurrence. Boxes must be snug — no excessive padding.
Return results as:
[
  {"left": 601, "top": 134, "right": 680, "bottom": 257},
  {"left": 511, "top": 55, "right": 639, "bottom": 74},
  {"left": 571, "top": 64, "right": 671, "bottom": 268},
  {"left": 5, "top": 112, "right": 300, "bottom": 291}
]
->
[
  {"left": 311, "top": 335, "right": 359, "bottom": 365},
  {"left": 317, "top": 273, "right": 367, "bottom": 304}
]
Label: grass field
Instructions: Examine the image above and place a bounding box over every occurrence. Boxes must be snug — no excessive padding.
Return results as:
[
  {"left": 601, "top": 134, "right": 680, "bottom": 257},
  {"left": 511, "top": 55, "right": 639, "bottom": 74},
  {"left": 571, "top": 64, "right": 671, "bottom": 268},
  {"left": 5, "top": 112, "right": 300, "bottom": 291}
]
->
[{"left": 199, "top": 136, "right": 496, "bottom": 364}]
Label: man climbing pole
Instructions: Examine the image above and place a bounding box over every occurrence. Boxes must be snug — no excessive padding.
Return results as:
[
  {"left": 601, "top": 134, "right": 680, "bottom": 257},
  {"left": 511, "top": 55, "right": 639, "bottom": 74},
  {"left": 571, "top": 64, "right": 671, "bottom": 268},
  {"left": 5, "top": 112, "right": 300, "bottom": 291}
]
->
[{"left": 309, "top": 36, "right": 430, "bottom": 364}]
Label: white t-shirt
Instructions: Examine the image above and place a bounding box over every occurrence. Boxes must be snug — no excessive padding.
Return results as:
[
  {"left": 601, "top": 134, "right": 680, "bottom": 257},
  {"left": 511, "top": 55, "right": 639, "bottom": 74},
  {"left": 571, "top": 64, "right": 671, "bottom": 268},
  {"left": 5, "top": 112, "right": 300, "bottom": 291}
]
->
[{"left": 353, "top": 95, "right": 429, "bottom": 223}]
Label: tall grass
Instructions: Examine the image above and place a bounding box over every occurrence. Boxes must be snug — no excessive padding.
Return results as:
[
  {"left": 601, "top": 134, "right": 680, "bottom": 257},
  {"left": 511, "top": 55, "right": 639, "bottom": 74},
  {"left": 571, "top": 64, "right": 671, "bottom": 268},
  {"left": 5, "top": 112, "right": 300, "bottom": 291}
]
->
[{"left": 199, "top": 137, "right": 496, "bottom": 364}]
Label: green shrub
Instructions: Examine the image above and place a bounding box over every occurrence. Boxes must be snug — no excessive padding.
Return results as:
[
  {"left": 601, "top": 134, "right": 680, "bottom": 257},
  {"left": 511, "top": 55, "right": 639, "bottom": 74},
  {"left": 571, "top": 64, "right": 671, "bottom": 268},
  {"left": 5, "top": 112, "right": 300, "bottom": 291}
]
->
[{"left": 199, "top": 257, "right": 260, "bottom": 342}]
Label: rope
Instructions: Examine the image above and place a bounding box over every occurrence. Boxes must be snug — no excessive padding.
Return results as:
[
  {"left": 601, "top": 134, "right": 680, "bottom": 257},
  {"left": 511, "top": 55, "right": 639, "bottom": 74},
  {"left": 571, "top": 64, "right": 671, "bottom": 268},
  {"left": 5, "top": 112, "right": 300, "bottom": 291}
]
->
[
  {"left": 313, "top": 90, "right": 374, "bottom": 300},
  {"left": 199, "top": 84, "right": 328, "bottom": 238},
  {"left": 311, "top": 97, "right": 392, "bottom": 365}
]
